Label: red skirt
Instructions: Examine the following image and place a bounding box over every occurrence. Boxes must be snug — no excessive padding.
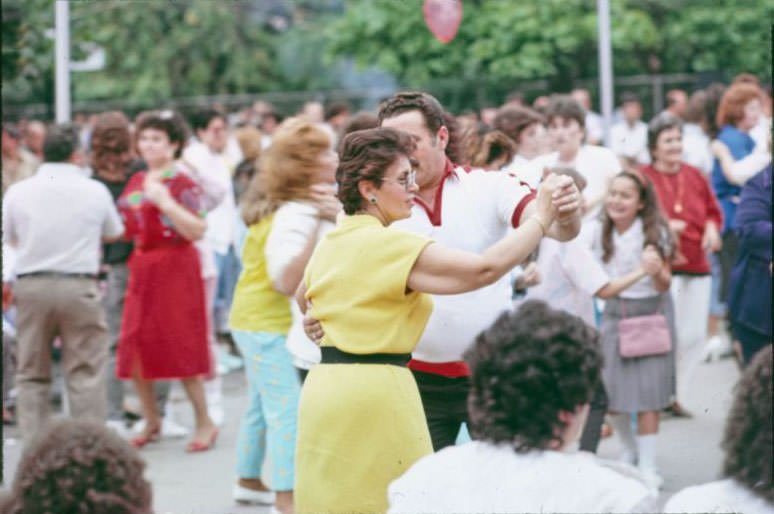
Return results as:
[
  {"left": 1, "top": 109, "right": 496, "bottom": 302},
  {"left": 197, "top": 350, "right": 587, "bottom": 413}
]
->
[{"left": 116, "top": 244, "right": 211, "bottom": 380}]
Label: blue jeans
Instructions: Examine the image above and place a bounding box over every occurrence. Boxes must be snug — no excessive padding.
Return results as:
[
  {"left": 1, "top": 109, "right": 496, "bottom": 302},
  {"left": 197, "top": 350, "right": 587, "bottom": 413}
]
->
[
  {"left": 708, "top": 252, "right": 727, "bottom": 317},
  {"left": 233, "top": 330, "right": 300, "bottom": 490},
  {"left": 214, "top": 246, "right": 241, "bottom": 334}
]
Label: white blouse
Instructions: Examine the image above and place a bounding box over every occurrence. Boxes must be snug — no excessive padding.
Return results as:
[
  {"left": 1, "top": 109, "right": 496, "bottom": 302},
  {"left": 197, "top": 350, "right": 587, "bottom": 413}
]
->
[
  {"left": 664, "top": 479, "right": 773, "bottom": 514},
  {"left": 388, "top": 441, "right": 655, "bottom": 513},
  {"left": 264, "top": 200, "right": 334, "bottom": 369},
  {"left": 589, "top": 217, "right": 662, "bottom": 299}
]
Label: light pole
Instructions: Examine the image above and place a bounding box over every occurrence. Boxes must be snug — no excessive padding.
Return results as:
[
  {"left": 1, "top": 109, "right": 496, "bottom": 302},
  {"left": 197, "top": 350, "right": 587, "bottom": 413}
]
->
[
  {"left": 54, "top": 0, "right": 71, "bottom": 123},
  {"left": 597, "top": 0, "right": 614, "bottom": 146}
]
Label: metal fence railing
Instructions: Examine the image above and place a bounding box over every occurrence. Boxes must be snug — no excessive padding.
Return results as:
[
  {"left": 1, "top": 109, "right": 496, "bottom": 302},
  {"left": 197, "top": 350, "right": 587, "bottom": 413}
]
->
[{"left": 1, "top": 71, "right": 729, "bottom": 122}]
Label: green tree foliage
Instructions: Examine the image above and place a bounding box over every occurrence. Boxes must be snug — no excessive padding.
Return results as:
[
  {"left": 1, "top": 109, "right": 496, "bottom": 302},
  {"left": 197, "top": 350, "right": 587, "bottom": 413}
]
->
[
  {"left": 326, "top": 0, "right": 773, "bottom": 89},
  {"left": 2, "top": 0, "right": 772, "bottom": 112}
]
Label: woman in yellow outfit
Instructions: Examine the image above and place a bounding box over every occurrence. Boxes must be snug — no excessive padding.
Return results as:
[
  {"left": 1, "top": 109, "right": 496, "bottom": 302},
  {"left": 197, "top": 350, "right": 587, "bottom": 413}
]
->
[{"left": 295, "top": 128, "right": 582, "bottom": 513}]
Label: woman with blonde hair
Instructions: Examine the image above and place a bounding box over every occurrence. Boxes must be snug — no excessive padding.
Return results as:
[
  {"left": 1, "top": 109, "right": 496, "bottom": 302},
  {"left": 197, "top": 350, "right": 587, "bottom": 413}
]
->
[{"left": 229, "top": 118, "right": 339, "bottom": 512}]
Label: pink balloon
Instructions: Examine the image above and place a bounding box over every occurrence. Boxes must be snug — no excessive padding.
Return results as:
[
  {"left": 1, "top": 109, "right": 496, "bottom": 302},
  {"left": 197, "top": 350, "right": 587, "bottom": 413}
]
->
[{"left": 422, "top": 0, "right": 463, "bottom": 44}]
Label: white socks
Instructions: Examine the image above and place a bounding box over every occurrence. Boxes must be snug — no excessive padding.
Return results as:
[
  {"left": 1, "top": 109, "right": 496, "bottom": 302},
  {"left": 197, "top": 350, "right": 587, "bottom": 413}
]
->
[
  {"left": 636, "top": 434, "right": 658, "bottom": 472},
  {"left": 609, "top": 413, "right": 637, "bottom": 464}
]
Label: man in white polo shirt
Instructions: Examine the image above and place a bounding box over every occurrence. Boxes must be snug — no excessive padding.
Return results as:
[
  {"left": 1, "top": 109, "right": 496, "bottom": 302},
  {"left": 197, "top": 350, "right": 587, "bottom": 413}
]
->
[
  {"left": 3, "top": 123, "right": 124, "bottom": 442},
  {"left": 378, "top": 92, "right": 583, "bottom": 450}
]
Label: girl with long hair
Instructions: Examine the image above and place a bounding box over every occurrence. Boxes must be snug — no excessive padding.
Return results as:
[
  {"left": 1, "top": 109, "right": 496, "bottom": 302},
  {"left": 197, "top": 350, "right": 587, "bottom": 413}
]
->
[{"left": 589, "top": 170, "right": 676, "bottom": 489}]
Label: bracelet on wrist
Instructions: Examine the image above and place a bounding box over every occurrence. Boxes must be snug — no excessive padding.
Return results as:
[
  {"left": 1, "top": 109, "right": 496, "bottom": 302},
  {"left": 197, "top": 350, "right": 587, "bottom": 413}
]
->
[{"left": 530, "top": 215, "right": 549, "bottom": 236}]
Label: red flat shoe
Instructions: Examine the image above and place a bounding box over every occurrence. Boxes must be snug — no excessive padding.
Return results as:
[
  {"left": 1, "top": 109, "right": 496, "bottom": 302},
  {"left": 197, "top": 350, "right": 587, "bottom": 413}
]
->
[
  {"left": 185, "top": 428, "right": 218, "bottom": 453},
  {"left": 129, "top": 425, "right": 160, "bottom": 448}
]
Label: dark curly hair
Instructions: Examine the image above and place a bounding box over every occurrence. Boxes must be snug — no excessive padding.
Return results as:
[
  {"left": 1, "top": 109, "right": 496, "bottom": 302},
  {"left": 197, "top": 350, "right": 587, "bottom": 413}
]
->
[
  {"left": 2, "top": 419, "right": 153, "bottom": 514},
  {"left": 134, "top": 109, "right": 190, "bottom": 159},
  {"left": 336, "top": 127, "right": 416, "bottom": 215},
  {"left": 464, "top": 300, "right": 602, "bottom": 452},
  {"left": 722, "top": 345, "right": 773, "bottom": 503}
]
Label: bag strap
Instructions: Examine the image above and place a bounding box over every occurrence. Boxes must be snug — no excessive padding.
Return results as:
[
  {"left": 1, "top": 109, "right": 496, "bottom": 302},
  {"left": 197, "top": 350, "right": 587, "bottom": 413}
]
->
[{"left": 619, "top": 293, "right": 665, "bottom": 319}]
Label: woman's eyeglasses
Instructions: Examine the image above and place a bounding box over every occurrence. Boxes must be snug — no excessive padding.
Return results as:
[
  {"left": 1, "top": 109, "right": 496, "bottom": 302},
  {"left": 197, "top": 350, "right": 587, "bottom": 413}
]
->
[{"left": 390, "top": 169, "right": 417, "bottom": 191}]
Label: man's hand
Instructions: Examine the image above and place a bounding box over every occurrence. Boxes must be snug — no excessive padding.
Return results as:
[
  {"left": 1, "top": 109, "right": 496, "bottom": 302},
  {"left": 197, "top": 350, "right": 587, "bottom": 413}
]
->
[
  {"left": 303, "top": 313, "right": 325, "bottom": 345},
  {"left": 551, "top": 180, "right": 582, "bottom": 224}
]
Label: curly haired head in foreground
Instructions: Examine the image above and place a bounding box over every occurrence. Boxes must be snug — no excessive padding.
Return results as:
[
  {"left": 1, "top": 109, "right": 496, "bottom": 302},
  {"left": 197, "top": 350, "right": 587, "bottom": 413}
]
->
[
  {"left": 464, "top": 300, "right": 602, "bottom": 452},
  {"left": 1, "top": 419, "right": 152, "bottom": 514},
  {"left": 722, "top": 345, "right": 773, "bottom": 503}
]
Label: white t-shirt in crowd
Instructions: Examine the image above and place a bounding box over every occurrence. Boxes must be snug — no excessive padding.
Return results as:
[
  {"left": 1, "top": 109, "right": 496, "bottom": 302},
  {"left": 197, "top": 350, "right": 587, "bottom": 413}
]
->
[
  {"left": 525, "top": 223, "right": 609, "bottom": 327},
  {"left": 501, "top": 154, "right": 543, "bottom": 187},
  {"left": 2, "top": 163, "right": 124, "bottom": 275},
  {"left": 664, "top": 478, "right": 773, "bottom": 514},
  {"left": 586, "top": 110, "right": 605, "bottom": 144},
  {"left": 588, "top": 217, "right": 662, "bottom": 299},
  {"left": 527, "top": 145, "right": 621, "bottom": 221},
  {"left": 388, "top": 441, "right": 655, "bottom": 514},
  {"left": 682, "top": 123, "right": 713, "bottom": 176},
  {"left": 392, "top": 166, "right": 534, "bottom": 363},
  {"left": 183, "top": 141, "right": 237, "bottom": 255},
  {"left": 264, "top": 201, "right": 334, "bottom": 369},
  {"left": 609, "top": 120, "right": 651, "bottom": 165}
]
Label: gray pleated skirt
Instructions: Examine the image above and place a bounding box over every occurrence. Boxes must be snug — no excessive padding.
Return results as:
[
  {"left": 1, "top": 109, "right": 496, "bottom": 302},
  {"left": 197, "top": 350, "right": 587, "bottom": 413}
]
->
[{"left": 601, "top": 294, "right": 677, "bottom": 412}]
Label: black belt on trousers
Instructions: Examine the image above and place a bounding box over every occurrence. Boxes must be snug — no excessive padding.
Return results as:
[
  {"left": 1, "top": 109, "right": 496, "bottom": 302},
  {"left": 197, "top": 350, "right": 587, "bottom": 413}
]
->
[
  {"left": 320, "top": 347, "right": 411, "bottom": 367},
  {"left": 17, "top": 271, "right": 98, "bottom": 280}
]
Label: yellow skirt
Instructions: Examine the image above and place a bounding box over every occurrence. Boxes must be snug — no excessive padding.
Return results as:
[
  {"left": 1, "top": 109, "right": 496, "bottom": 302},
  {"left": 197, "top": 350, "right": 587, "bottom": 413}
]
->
[{"left": 295, "top": 363, "right": 433, "bottom": 513}]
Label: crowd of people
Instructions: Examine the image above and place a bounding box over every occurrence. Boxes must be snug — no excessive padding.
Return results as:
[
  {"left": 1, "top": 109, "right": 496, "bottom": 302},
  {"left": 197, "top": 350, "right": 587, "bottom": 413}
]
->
[{"left": 0, "top": 73, "right": 771, "bottom": 513}]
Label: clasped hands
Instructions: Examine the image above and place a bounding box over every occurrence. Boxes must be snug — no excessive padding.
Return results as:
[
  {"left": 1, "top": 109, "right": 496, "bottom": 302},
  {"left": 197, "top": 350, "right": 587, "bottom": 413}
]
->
[{"left": 536, "top": 172, "right": 582, "bottom": 227}]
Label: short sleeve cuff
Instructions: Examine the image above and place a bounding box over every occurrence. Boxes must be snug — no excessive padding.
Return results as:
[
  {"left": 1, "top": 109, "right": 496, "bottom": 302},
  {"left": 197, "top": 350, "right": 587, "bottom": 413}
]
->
[{"left": 511, "top": 190, "right": 537, "bottom": 228}]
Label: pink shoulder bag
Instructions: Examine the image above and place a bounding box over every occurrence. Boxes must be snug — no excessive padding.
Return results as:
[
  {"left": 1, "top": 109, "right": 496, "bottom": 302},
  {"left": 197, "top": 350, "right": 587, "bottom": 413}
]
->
[{"left": 618, "top": 297, "right": 672, "bottom": 358}]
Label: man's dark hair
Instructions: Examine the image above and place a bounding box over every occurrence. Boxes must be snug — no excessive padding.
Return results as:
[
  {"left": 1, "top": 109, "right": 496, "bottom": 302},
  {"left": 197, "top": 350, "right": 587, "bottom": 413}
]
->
[
  {"left": 545, "top": 95, "right": 585, "bottom": 128},
  {"left": 378, "top": 91, "right": 447, "bottom": 136},
  {"left": 42, "top": 123, "right": 81, "bottom": 162},
  {"left": 189, "top": 107, "right": 227, "bottom": 133},
  {"left": 336, "top": 127, "right": 416, "bottom": 215},
  {"left": 722, "top": 345, "right": 773, "bottom": 503},
  {"left": 324, "top": 101, "right": 351, "bottom": 122},
  {"left": 464, "top": 300, "right": 602, "bottom": 452},
  {"left": 1, "top": 419, "right": 153, "bottom": 514},
  {"left": 620, "top": 91, "right": 641, "bottom": 105},
  {"left": 337, "top": 111, "right": 379, "bottom": 154}
]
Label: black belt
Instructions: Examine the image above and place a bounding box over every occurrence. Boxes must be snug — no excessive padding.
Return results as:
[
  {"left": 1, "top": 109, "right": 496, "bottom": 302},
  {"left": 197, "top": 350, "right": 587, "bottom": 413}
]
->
[
  {"left": 17, "top": 271, "right": 98, "bottom": 280},
  {"left": 320, "top": 347, "right": 411, "bottom": 367}
]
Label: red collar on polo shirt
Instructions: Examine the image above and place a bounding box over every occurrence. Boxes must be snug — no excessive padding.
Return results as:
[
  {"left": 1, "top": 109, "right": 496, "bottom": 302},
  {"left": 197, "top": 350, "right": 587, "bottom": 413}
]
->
[{"left": 413, "top": 157, "right": 470, "bottom": 227}]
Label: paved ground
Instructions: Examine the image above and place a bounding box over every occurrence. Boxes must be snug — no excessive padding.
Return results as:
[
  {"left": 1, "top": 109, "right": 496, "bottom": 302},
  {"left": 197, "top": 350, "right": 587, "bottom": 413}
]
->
[{"left": 2, "top": 354, "right": 740, "bottom": 513}]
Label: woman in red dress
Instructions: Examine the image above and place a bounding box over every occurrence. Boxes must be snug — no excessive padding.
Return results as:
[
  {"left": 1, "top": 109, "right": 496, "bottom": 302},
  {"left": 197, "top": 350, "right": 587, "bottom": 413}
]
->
[{"left": 116, "top": 110, "right": 217, "bottom": 452}]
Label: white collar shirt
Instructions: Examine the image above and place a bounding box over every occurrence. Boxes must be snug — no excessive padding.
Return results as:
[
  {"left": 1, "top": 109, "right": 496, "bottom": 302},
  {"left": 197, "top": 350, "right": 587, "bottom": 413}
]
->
[
  {"left": 610, "top": 120, "right": 651, "bottom": 165},
  {"left": 392, "top": 164, "right": 534, "bottom": 362},
  {"left": 2, "top": 163, "right": 124, "bottom": 275}
]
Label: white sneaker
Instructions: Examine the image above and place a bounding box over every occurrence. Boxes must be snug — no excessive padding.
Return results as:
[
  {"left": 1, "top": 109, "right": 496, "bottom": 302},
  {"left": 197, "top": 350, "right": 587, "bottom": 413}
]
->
[
  {"left": 704, "top": 335, "right": 733, "bottom": 362},
  {"left": 639, "top": 468, "right": 664, "bottom": 490},
  {"left": 133, "top": 415, "right": 190, "bottom": 439},
  {"left": 232, "top": 483, "right": 275, "bottom": 505}
]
